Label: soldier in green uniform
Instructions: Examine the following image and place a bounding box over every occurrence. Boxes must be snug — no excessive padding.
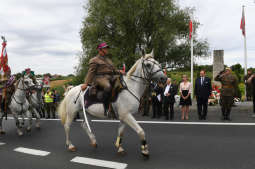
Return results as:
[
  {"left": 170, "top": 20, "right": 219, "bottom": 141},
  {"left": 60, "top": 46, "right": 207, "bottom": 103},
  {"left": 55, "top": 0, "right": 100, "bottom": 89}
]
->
[
  {"left": 215, "top": 67, "right": 238, "bottom": 121},
  {"left": 244, "top": 69, "right": 253, "bottom": 101}
]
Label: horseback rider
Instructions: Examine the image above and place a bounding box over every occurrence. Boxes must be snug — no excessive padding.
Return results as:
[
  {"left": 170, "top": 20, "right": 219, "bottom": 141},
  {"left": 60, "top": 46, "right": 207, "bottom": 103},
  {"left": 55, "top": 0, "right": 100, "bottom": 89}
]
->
[
  {"left": 81, "top": 42, "right": 124, "bottom": 114},
  {"left": 4, "top": 67, "right": 16, "bottom": 111}
]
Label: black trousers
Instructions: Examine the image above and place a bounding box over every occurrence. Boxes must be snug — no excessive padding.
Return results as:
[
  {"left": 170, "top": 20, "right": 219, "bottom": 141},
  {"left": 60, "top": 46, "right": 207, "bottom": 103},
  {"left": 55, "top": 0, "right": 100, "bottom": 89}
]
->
[
  {"left": 253, "top": 93, "right": 255, "bottom": 113},
  {"left": 164, "top": 101, "right": 174, "bottom": 120},
  {"left": 197, "top": 97, "right": 208, "bottom": 119},
  {"left": 152, "top": 99, "right": 162, "bottom": 118}
]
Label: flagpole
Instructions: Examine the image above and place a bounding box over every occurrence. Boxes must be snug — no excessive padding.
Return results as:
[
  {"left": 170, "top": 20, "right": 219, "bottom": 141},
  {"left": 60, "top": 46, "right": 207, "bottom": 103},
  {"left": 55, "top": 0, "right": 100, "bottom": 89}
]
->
[
  {"left": 191, "top": 20, "right": 194, "bottom": 99},
  {"left": 242, "top": 5, "right": 248, "bottom": 100},
  {"left": 243, "top": 6, "right": 247, "bottom": 76}
]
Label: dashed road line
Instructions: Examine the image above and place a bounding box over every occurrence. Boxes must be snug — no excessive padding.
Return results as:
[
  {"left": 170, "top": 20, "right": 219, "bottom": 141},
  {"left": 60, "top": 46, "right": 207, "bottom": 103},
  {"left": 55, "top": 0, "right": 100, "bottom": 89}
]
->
[
  {"left": 71, "top": 156, "right": 128, "bottom": 169},
  {"left": 14, "top": 147, "right": 50, "bottom": 156},
  {"left": 0, "top": 142, "right": 6, "bottom": 146}
]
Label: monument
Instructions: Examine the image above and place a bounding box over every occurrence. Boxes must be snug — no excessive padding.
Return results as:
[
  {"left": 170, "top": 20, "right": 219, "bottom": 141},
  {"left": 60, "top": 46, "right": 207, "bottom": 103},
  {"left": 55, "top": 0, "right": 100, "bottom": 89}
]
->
[{"left": 213, "top": 50, "right": 224, "bottom": 86}]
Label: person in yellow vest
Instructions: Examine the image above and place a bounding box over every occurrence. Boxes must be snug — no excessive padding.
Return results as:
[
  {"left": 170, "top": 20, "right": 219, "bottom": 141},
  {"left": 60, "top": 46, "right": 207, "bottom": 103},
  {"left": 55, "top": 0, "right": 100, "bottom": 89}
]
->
[{"left": 44, "top": 89, "right": 55, "bottom": 119}]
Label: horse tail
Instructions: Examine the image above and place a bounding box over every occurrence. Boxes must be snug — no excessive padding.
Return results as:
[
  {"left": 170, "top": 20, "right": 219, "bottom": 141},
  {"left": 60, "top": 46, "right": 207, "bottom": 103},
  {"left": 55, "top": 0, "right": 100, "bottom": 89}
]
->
[{"left": 58, "top": 96, "right": 67, "bottom": 125}]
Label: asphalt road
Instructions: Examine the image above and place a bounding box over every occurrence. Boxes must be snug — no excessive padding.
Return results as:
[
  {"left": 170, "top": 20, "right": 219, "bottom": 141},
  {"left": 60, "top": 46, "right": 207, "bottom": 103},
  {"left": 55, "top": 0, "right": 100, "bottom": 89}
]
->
[{"left": 1, "top": 114, "right": 255, "bottom": 169}]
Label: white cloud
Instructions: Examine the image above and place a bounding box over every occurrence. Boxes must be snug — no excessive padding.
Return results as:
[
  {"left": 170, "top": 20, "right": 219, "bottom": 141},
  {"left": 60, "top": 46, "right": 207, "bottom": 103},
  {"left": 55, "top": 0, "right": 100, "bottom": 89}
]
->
[{"left": 0, "top": 0, "right": 87, "bottom": 75}]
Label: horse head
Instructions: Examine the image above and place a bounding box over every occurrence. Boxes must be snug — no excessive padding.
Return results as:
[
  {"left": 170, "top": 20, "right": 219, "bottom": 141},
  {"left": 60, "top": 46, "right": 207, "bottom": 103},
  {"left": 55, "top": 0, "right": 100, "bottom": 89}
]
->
[
  {"left": 141, "top": 50, "right": 167, "bottom": 83},
  {"left": 21, "top": 75, "right": 35, "bottom": 90}
]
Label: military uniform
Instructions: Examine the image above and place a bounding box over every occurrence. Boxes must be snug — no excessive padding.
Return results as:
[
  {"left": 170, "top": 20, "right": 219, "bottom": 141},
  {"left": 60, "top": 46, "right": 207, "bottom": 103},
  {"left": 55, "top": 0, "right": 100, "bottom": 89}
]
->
[
  {"left": 85, "top": 54, "right": 118, "bottom": 91},
  {"left": 244, "top": 74, "right": 253, "bottom": 101},
  {"left": 215, "top": 72, "right": 238, "bottom": 120}
]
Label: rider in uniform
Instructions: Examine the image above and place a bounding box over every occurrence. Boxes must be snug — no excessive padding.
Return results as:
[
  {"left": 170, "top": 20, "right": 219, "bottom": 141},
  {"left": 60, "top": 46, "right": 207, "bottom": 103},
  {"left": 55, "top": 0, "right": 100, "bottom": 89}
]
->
[
  {"left": 81, "top": 42, "right": 124, "bottom": 114},
  {"left": 4, "top": 67, "right": 16, "bottom": 113},
  {"left": 215, "top": 67, "right": 238, "bottom": 121}
]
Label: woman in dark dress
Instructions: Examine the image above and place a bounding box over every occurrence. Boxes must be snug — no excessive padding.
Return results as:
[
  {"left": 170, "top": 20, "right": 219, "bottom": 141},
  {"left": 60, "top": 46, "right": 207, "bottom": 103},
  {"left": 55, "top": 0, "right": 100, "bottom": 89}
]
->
[{"left": 179, "top": 75, "right": 192, "bottom": 120}]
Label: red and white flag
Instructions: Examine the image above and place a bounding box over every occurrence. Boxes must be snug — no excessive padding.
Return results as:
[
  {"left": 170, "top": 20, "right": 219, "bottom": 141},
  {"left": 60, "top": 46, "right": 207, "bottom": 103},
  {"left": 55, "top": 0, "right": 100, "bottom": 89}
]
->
[
  {"left": 0, "top": 38, "right": 9, "bottom": 73},
  {"left": 240, "top": 7, "right": 246, "bottom": 36},
  {"left": 189, "top": 20, "right": 193, "bottom": 40}
]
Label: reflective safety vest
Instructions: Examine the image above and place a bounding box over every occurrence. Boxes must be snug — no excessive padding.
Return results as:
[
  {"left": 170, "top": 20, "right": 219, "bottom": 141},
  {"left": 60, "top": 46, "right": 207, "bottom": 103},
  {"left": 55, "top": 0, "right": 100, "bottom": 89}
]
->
[{"left": 44, "top": 92, "right": 53, "bottom": 103}]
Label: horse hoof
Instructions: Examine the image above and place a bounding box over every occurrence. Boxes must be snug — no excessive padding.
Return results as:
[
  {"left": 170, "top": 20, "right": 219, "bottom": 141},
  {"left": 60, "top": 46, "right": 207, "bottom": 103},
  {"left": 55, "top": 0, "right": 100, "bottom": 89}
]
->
[
  {"left": 68, "top": 146, "right": 77, "bottom": 152},
  {"left": 141, "top": 150, "right": 150, "bottom": 158},
  {"left": 35, "top": 124, "right": 40, "bottom": 129},
  {"left": 0, "top": 130, "right": 6, "bottom": 135},
  {"left": 17, "top": 131, "right": 23, "bottom": 136},
  {"left": 117, "top": 147, "right": 125, "bottom": 155},
  {"left": 91, "top": 143, "right": 98, "bottom": 148}
]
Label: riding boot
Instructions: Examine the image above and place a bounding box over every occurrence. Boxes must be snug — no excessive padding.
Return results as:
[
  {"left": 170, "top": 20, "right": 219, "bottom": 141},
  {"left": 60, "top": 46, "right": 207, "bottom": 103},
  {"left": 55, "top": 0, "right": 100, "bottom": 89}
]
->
[{"left": 103, "top": 92, "right": 111, "bottom": 117}]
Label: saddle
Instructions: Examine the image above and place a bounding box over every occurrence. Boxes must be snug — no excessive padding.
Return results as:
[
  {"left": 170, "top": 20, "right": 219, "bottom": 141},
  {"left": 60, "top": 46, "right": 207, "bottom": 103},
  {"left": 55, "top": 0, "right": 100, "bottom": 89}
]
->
[{"left": 84, "top": 75, "right": 125, "bottom": 117}]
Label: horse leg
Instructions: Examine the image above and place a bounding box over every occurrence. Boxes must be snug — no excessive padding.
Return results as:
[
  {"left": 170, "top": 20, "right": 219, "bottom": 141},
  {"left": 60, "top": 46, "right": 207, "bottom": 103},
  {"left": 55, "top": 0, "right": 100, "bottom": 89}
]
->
[
  {"left": 0, "top": 111, "right": 5, "bottom": 135},
  {"left": 12, "top": 111, "right": 23, "bottom": 136},
  {"left": 81, "top": 120, "right": 97, "bottom": 148},
  {"left": 33, "top": 108, "right": 41, "bottom": 129},
  {"left": 122, "top": 113, "right": 149, "bottom": 157},
  {"left": 115, "top": 121, "right": 126, "bottom": 154},
  {"left": 64, "top": 114, "right": 76, "bottom": 151},
  {"left": 26, "top": 110, "right": 32, "bottom": 132}
]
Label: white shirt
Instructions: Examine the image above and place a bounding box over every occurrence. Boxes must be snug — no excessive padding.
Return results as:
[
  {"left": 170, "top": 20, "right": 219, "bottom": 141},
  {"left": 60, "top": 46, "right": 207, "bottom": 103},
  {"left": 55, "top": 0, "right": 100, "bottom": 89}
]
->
[
  {"left": 179, "top": 81, "right": 191, "bottom": 93},
  {"left": 201, "top": 76, "right": 205, "bottom": 85},
  {"left": 164, "top": 84, "right": 171, "bottom": 96}
]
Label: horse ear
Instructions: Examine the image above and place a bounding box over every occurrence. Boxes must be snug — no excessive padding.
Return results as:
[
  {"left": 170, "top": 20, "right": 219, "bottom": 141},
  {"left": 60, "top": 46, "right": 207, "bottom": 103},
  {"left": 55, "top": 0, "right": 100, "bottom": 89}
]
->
[
  {"left": 150, "top": 49, "right": 154, "bottom": 58},
  {"left": 141, "top": 49, "right": 146, "bottom": 58}
]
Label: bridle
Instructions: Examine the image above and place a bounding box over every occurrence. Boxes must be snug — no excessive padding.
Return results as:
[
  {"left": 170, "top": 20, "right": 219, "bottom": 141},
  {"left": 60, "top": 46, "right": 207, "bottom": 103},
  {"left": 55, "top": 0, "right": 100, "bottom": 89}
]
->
[
  {"left": 12, "top": 77, "right": 35, "bottom": 107},
  {"left": 124, "top": 57, "right": 164, "bottom": 102}
]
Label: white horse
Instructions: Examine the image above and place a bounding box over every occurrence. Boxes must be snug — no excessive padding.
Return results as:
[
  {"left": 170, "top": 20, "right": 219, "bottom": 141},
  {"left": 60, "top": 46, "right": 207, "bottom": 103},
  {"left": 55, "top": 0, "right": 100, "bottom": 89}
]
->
[
  {"left": 58, "top": 51, "right": 166, "bottom": 157},
  {"left": 29, "top": 79, "right": 44, "bottom": 129},
  {"left": 4, "top": 76, "right": 35, "bottom": 136}
]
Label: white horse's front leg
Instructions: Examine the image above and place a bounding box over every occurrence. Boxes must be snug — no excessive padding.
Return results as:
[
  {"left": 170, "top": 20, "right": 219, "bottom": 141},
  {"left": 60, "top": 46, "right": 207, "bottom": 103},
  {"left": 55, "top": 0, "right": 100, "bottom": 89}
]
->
[
  {"left": 32, "top": 108, "right": 40, "bottom": 129},
  {"left": 0, "top": 111, "right": 6, "bottom": 135},
  {"left": 81, "top": 120, "right": 97, "bottom": 148},
  {"left": 26, "top": 110, "right": 32, "bottom": 132},
  {"left": 115, "top": 121, "right": 126, "bottom": 154},
  {"left": 122, "top": 113, "right": 149, "bottom": 157},
  {"left": 12, "top": 111, "right": 23, "bottom": 136}
]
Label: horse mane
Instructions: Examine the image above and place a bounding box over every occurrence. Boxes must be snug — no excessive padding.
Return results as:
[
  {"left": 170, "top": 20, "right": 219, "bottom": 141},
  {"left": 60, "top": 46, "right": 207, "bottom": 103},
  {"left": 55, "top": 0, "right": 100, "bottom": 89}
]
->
[
  {"left": 126, "top": 54, "right": 153, "bottom": 79},
  {"left": 14, "top": 78, "right": 21, "bottom": 91}
]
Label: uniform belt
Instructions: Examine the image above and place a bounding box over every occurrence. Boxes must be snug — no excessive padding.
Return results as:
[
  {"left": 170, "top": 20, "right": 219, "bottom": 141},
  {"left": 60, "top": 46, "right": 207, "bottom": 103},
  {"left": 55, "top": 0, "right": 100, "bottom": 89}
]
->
[
  {"left": 96, "top": 72, "right": 117, "bottom": 76},
  {"left": 222, "top": 85, "right": 233, "bottom": 88}
]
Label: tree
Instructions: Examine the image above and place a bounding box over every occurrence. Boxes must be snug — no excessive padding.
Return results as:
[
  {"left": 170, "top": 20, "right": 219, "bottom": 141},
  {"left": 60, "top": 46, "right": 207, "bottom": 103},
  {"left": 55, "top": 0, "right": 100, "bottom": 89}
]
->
[{"left": 75, "top": 0, "right": 209, "bottom": 84}]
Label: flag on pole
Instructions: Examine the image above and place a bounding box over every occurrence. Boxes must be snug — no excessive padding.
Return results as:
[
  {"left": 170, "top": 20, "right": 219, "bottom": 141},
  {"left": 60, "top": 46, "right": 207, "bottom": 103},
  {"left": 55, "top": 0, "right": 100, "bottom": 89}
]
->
[
  {"left": 1, "top": 38, "right": 8, "bottom": 72},
  {"left": 240, "top": 7, "right": 246, "bottom": 36},
  {"left": 0, "top": 37, "right": 9, "bottom": 74},
  {"left": 189, "top": 20, "right": 193, "bottom": 40}
]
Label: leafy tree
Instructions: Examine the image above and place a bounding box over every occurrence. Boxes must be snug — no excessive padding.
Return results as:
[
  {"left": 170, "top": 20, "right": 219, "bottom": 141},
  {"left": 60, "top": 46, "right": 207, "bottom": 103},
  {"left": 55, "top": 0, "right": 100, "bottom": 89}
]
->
[{"left": 75, "top": 0, "right": 209, "bottom": 84}]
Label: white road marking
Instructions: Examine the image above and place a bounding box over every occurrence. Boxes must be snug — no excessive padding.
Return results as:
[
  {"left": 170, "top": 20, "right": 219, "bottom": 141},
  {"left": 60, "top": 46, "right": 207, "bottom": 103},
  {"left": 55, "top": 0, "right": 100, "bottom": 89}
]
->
[
  {"left": 0, "top": 142, "right": 6, "bottom": 146},
  {"left": 71, "top": 156, "right": 127, "bottom": 169},
  {"left": 7, "top": 117, "right": 255, "bottom": 126},
  {"left": 14, "top": 147, "right": 50, "bottom": 156},
  {"left": 91, "top": 120, "right": 255, "bottom": 126}
]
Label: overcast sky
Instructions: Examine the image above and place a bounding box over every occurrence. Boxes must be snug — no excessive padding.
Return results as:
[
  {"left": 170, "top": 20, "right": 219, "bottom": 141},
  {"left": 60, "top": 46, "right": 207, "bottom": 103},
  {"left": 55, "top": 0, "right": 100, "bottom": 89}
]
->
[{"left": 0, "top": 0, "right": 254, "bottom": 75}]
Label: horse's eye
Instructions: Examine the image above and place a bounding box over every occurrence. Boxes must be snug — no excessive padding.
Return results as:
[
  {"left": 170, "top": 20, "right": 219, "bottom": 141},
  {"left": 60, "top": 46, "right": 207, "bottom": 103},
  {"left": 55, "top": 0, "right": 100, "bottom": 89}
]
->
[{"left": 146, "top": 64, "right": 151, "bottom": 68}]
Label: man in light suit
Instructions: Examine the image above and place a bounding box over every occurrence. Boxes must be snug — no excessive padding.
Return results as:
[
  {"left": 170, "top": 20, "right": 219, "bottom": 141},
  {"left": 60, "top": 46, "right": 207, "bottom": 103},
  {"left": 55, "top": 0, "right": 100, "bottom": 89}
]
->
[
  {"left": 163, "top": 78, "right": 178, "bottom": 120},
  {"left": 195, "top": 70, "right": 212, "bottom": 120}
]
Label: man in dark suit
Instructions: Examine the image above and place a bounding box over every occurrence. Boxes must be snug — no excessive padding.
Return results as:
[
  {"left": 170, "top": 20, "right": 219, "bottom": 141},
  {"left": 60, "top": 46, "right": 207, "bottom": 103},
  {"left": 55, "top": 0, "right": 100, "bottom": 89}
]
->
[
  {"left": 151, "top": 82, "right": 164, "bottom": 118},
  {"left": 195, "top": 70, "right": 212, "bottom": 120},
  {"left": 163, "top": 78, "right": 178, "bottom": 120}
]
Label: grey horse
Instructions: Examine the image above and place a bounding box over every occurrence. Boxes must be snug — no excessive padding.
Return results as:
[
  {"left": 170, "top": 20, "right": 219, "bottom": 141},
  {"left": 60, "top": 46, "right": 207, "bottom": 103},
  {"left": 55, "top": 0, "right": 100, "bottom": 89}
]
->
[
  {"left": 29, "top": 79, "right": 44, "bottom": 129},
  {"left": 0, "top": 76, "right": 35, "bottom": 136}
]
